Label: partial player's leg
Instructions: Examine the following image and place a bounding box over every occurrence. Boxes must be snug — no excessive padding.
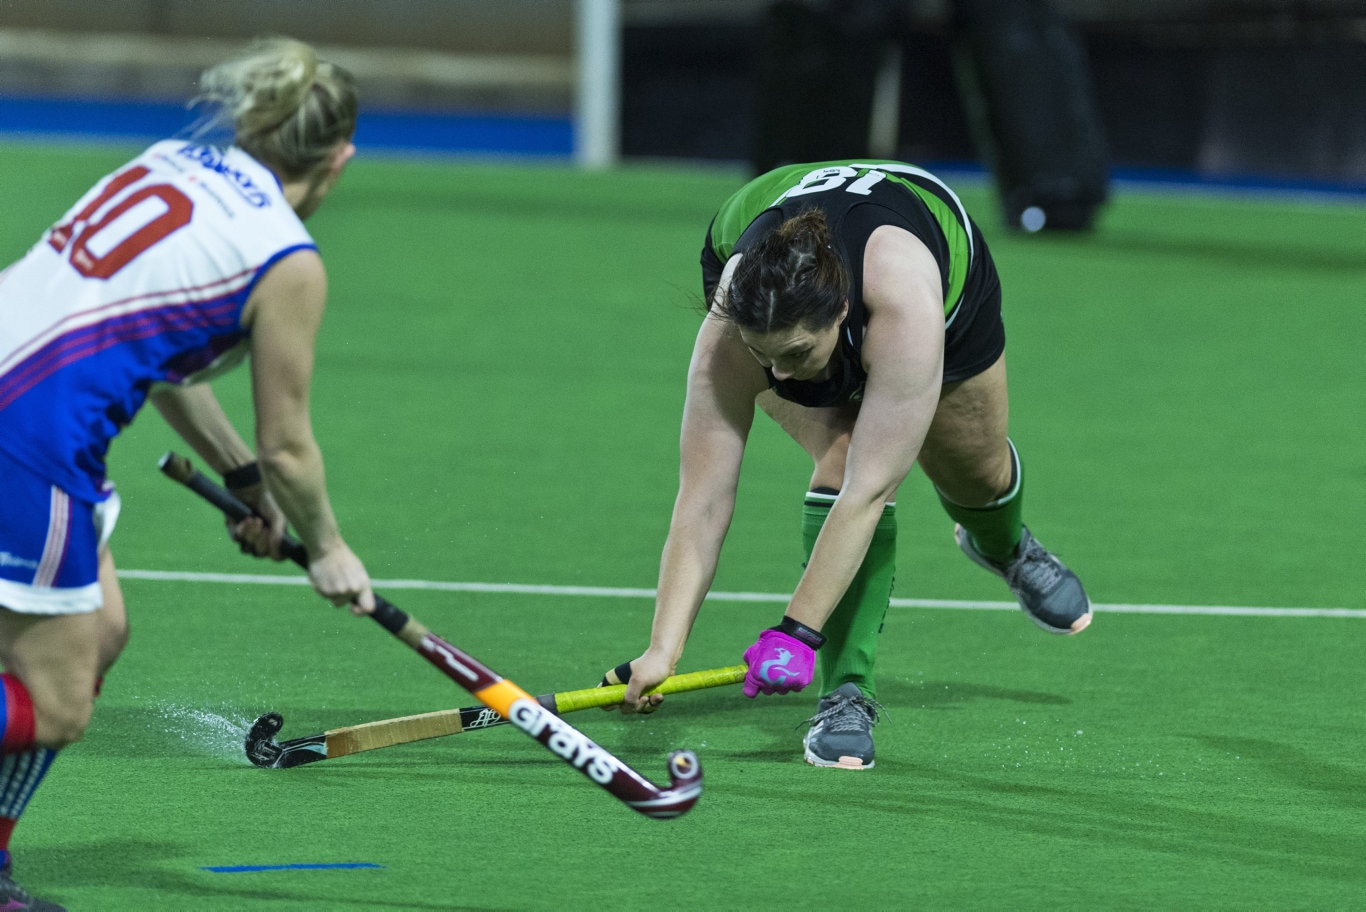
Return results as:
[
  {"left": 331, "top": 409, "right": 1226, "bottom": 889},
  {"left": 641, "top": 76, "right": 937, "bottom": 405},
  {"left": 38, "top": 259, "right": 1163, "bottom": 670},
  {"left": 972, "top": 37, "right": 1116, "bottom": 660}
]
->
[
  {"left": 94, "top": 549, "right": 130, "bottom": 685},
  {"left": 0, "top": 606, "right": 99, "bottom": 912},
  {"left": 755, "top": 390, "right": 857, "bottom": 492},
  {"left": 919, "top": 354, "right": 1091, "bottom": 634},
  {"left": 799, "top": 491, "right": 895, "bottom": 701},
  {"left": 0, "top": 460, "right": 118, "bottom": 911},
  {"left": 758, "top": 391, "right": 894, "bottom": 769}
]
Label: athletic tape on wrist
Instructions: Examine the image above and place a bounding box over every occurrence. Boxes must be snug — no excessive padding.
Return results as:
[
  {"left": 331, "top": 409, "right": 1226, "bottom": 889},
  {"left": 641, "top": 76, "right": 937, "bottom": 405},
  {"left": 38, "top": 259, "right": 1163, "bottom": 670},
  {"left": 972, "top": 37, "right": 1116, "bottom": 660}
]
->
[{"left": 223, "top": 462, "right": 262, "bottom": 489}]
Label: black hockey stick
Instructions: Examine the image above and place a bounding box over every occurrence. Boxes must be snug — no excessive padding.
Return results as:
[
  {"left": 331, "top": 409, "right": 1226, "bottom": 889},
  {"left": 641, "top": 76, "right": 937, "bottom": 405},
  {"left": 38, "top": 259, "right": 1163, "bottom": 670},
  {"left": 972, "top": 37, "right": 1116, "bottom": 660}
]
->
[{"left": 158, "top": 452, "right": 702, "bottom": 819}]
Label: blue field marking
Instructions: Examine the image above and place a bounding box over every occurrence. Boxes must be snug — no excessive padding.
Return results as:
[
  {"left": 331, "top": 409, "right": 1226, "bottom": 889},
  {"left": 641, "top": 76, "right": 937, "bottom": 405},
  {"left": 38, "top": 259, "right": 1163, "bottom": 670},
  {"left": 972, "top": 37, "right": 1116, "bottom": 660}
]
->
[{"left": 202, "top": 863, "right": 385, "bottom": 873}]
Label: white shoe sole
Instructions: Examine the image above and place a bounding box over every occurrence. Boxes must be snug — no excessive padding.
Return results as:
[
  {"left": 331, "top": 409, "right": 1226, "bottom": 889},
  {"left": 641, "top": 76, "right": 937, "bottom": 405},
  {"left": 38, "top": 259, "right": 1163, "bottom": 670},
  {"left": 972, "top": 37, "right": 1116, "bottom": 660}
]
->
[{"left": 804, "top": 748, "right": 874, "bottom": 770}]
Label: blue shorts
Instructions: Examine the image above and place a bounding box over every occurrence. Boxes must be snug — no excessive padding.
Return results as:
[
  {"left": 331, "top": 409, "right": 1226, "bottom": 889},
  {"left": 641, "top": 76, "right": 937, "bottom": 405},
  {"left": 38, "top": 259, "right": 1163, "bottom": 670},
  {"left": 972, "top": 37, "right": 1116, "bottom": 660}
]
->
[{"left": 0, "top": 449, "right": 118, "bottom": 615}]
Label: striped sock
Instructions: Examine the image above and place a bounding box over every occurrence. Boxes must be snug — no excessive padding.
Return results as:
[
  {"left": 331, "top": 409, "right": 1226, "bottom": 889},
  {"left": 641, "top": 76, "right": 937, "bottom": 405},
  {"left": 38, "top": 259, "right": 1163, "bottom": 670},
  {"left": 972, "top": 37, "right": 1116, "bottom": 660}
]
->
[
  {"left": 0, "top": 674, "right": 54, "bottom": 867},
  {"left": 0, "top": 749, "right": 57, "bottom": 863}
]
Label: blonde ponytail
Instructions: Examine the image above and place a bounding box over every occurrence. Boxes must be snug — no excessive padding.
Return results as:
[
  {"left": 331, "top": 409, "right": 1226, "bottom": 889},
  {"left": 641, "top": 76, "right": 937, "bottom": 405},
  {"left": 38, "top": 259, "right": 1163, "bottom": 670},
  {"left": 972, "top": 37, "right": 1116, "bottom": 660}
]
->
[{"left": 193, "top": 37, "right": 357, "bottom": 179}]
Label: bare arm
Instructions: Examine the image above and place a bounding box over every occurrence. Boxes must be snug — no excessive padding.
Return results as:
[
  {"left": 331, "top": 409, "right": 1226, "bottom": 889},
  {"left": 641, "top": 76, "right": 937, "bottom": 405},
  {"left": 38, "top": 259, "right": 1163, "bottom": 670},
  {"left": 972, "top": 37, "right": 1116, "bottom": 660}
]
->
[
  {"left": 623, "top": 261, "right": 769, "bottom": 708},
  {"left": 783, "top": 225, "right": 946, "bottom": 631},
  {"left": 244, "top": 250, "right": 373, "bottom": 610},
  {"left": 149, "top": 383, "right": 256, "bottom": 475},
  {"left": 651, "top": 315, "right": 767, "bottom": 654},
  {"left": 150, "top": 380, "right": 288, "bottom": 556}
]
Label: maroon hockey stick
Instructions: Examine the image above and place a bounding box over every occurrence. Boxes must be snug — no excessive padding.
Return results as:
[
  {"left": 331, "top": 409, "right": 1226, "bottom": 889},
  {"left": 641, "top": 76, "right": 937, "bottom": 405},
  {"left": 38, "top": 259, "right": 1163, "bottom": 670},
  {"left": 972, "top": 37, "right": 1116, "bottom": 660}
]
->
[{"left": 158, "top": 452, "right": 702, "bottom": 819}]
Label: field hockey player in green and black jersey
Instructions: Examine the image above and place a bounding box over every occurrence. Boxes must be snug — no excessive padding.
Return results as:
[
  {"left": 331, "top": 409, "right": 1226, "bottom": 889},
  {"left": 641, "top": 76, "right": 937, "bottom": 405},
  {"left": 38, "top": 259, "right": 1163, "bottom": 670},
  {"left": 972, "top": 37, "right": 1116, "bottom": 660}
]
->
[{"left": 611, "top": 161, "right": 1091, "bottom": 770}]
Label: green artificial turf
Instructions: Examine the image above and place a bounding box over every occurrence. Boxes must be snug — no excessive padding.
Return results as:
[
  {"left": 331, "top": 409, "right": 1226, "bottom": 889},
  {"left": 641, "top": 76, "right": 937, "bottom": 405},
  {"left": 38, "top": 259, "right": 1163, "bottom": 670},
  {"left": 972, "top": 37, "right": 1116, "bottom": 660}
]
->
[{"left": 0, "top": 141, "right": 1362, "bottom": 910}]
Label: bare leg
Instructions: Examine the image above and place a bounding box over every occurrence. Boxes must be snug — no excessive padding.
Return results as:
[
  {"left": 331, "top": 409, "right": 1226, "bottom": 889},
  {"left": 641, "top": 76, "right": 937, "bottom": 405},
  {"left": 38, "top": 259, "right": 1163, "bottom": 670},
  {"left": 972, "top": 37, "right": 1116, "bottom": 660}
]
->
[
  {"left": 918, "top": 354, "right": 1013, "bottom": 507},
  {"left": 756, "top": 391, "right": 862, "bottom": 494},
  {"left": 0, "top": 609, "right": 99, "bottom": 749},
  {"left": 0, "top": 551, "right": 124, "bottom": 909},
  {"left": 918, "top": 354, "right": 1092, "bottom": 634},
  {"left": 0, "top": 547, "right": 125, "bottom": 748},
  {"left": 94, "top": 549, "right": 130, "bottom": 680}
]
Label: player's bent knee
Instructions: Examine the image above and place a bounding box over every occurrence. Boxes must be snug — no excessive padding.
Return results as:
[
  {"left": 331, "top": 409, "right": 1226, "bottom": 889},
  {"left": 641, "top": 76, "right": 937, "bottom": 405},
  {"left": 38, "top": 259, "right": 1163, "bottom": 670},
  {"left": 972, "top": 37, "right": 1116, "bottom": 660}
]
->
[
  {"left": 954, "top": 470, "right": 1011, "bottom": 507},
  {"left": 930, "top": 466, "right": 1003, "bottom": 508},
  {"left": 31, "top": 690, "right": 96, "bottom": 748},
  {"left": 924, "top": 441, "right": 1015, "bottom": 508},
  {"left": 99, "top": 618, "right": 131, "bottom": 670}
]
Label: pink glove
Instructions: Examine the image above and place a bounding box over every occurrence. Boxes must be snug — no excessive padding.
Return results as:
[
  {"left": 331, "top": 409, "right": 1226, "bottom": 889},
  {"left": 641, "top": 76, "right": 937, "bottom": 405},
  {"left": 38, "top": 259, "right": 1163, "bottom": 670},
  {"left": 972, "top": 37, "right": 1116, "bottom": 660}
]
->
[{"left": 742, "top": 621, "right": 824, "bottom": 697}]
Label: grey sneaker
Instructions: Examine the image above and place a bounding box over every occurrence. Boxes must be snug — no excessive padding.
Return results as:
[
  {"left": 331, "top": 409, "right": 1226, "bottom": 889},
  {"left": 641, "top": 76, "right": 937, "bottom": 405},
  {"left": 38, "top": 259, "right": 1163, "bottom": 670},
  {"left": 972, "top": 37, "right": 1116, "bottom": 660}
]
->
[
  {"left": 0, "top": 860, "right": 65, "bottom": 912},
  {"left": 802, "top": 683, "right": 886, "bottom": 770},
  {"left": 955, "top": 524, "right": 1092, "bottom": 635}
]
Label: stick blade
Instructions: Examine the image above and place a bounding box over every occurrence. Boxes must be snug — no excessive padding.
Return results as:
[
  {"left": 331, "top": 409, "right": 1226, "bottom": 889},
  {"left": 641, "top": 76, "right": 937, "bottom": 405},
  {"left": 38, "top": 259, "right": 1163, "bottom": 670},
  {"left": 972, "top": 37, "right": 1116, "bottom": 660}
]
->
[
  {"left": 628, "top": 750, "right": 703, "bottom": 819},
  {"left": 245, "top": 712, "right": 286, "bottom": 768}
]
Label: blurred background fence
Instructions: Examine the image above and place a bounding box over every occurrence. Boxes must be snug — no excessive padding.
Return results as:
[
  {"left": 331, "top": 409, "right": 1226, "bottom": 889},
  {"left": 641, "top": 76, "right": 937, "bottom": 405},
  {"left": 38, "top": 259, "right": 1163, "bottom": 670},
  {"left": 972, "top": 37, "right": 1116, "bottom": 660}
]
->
[{"left": 1, "top": 0, "right": 1363, "bottom": 190}]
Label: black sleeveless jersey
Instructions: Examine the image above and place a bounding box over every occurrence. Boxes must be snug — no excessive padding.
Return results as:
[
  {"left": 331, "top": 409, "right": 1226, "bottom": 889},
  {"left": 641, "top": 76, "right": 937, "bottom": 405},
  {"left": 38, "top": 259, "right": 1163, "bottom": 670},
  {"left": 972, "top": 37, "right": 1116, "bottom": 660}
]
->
[{"left": 701, "top": 161, "right": 1001, "bottom": 407}]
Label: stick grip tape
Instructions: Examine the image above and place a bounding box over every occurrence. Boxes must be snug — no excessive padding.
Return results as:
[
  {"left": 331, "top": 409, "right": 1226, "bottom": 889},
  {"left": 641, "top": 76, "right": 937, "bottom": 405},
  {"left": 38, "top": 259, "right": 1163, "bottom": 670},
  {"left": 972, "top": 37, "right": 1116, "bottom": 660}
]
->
[{"left": 556, "top": 664, "right": 746, "bottom": 713}]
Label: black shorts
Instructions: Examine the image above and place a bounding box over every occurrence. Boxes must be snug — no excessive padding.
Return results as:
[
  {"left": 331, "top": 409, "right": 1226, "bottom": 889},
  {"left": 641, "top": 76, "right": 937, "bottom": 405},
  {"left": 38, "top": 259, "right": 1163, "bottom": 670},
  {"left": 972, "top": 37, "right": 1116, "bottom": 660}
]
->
[{"left": 942, "top": 235, "right": 1005, "bottom": 385}]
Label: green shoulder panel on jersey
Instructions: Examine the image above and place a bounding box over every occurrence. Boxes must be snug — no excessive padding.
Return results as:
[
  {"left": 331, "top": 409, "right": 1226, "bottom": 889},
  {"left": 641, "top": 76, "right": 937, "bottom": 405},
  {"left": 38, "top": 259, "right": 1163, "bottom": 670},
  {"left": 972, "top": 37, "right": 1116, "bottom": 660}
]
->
[
  {"left": 707, "top": 161, "right": 976, "bottom": 316},
  {"left": 708, "top": 162, "right": 818, "bottom": 261},
  {"left": 877, "top": 169, "right": 973, "bottom": 315},
  {"left": 840, "top": 161, "right": 974, "bottom": 314}
]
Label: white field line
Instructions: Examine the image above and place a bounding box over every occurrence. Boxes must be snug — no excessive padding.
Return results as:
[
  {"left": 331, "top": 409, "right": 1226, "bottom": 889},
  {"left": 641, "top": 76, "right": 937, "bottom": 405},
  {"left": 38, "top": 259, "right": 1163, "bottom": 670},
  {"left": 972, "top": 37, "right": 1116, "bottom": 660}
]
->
[{"left": 118, "top": 569, "right": 1364, "bottom": 618}]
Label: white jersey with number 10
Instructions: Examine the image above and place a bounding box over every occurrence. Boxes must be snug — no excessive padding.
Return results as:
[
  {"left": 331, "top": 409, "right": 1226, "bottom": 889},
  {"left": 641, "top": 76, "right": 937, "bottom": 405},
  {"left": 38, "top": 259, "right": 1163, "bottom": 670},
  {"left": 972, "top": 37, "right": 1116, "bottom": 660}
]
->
[{"left": 0, "top": 140, "right": 316, "bottom": 502}]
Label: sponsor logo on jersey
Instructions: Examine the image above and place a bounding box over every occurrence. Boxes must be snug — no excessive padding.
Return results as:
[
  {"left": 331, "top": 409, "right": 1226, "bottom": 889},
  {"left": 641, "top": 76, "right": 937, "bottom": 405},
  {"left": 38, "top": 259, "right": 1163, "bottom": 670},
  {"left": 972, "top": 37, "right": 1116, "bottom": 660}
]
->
[
  {"left": 176, "top": 144, "right": 272, "bottom": 208},
  {"left": 507, "top": 698, "right": 621, "bottom": 785}
]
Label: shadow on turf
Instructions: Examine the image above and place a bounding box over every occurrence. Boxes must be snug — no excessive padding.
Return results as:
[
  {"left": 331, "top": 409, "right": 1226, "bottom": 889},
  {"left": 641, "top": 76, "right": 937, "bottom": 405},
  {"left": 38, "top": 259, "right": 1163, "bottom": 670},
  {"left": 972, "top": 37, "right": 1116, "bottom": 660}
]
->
[
  {"left": 1193, "top": 734, "right": 1366, "bottom": 808},
  {"left": 83, "top": 679, "right": 1067, "bottom": 774},
  {"left": 884, "top": 679, "right": 1071, "bottom": 709},
  {"left": 22, "top": 839, "right": 512, "bottom": 911}
]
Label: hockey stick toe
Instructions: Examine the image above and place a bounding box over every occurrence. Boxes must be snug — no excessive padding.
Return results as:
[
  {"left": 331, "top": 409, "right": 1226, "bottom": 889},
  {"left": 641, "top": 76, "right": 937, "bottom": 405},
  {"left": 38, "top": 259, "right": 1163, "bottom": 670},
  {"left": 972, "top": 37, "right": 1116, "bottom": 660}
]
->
[{"left": 245, "top": 712, "right": 286, "bottom": 768}]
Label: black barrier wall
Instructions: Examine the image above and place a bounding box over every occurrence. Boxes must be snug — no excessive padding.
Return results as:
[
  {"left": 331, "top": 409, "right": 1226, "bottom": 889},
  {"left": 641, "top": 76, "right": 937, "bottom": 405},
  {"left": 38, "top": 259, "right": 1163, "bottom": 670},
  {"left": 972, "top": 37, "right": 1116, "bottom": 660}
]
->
[{"left": 621, "top": 2, "right": 1366, "bottom": 189}]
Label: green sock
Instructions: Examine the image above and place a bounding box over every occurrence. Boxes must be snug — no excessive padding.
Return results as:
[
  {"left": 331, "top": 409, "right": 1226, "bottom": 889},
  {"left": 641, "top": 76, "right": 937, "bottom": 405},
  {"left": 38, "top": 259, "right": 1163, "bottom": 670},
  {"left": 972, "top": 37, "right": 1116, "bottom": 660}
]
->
[
  {"left": 935, "top": 438, "right": 1024, "bottom": 563},
  {"left": 801, "top": 490, "right": 897, "bottom": 700}
]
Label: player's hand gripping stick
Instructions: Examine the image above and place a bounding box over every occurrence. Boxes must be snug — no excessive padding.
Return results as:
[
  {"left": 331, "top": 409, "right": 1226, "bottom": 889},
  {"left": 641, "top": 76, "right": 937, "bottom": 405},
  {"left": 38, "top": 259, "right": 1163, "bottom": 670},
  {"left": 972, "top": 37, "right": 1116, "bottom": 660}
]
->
[{"left": 741, "top": 617, "right": 825, "bottom": 697}]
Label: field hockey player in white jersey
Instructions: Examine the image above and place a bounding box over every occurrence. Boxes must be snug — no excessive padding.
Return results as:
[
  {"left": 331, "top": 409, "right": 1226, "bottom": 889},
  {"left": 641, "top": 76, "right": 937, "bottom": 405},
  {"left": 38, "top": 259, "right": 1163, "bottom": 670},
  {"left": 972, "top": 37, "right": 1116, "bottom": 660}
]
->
[{"left": 0, "top": 38, "right": 374, "bottom": 910}]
